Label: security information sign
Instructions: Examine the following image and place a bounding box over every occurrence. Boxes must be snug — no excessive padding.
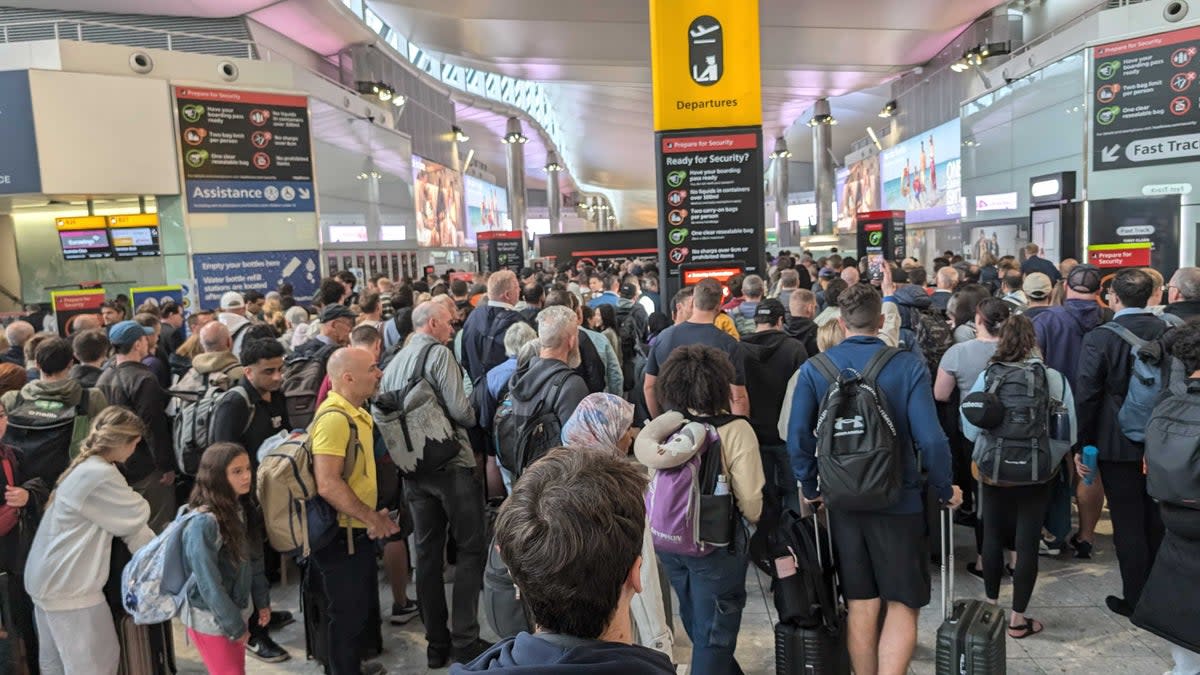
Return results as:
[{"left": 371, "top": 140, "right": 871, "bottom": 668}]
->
[
  {"left": 649, "top": 0, "right": 762, "bottom": 131},
  {"left": 175, "top": 86, "right": 315, "bottom": 212},
  {"left": 656, "top": 128, "right": 764, "bottom": 285},
  {"left": 1092, "top": 26, "right": 1200, "bottom": 171}
]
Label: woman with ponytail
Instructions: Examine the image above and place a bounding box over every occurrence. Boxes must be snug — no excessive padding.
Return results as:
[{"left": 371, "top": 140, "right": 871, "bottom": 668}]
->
[
  {"left": 179, "top": 442, "right": 260, "bottom": 675},
  {"left": 22, "top": 406, "right": 154, "bottom": 674},
  {"left": 959, "top": 313, "right": 1076, "bottom": 640}
]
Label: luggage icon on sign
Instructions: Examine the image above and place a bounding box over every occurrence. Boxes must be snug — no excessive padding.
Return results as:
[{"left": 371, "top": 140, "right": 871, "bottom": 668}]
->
[{"left": 668, "top": 209, "right": 688, "bottom": 226}]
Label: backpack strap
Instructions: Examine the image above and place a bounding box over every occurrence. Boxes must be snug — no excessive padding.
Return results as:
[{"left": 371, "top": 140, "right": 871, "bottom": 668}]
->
[
  {"left": 860, "top": 346, "right": 902, "bottom": 385},
  {"left": 76, "top": 388, "right": 90, "bottom": 416},
  {"left": 543, "top": 369, "right": 575, "bottom": 422},
  {"left": 1100, "top": 322, "right": 1149, "bottom": 350},
  {"left": 311, "top": 408, "right": 361, "bottom": 483},
  {"left": 1161, "top": 312, "right": 1186, "bottom": 328},
  {"left": 809, "top": 353, "right": 841, "bottom": 387},
  {"left": 226, "top": 385, "right": 256, "bottom": 436}
]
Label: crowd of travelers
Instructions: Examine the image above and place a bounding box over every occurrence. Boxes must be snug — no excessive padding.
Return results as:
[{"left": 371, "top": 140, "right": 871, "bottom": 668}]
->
[{"left": 1, "top": 244, "right": 1199, "bottom": 675}]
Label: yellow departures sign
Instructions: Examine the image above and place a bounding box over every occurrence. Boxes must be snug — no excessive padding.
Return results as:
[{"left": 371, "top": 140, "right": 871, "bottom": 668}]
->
[{"left": 649, "top": 0, "right": 762, "bottom": 131}]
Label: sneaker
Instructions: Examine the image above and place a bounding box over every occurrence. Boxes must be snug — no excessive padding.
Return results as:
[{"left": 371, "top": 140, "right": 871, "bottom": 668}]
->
[
  {"left": 1106, "top": 595, "right": 1134, "bottom": 618},
  {"left": 390, "top": 599, "right": 420, "bottom": 625},
  {"left": 1039, "top": 537, "right": 1063, "bottom": 556},
  {"left": 451, "top": 638, "right": 494, "bottom": 664},
  {"left": 246, "top": 635, "right": 290, "bottom": 663},
  {"left": 361, "top": 662, "right": 387, "bottom": 675},
  {"left": 1070, "top": 533, "right": 1094, "bottom": 559},
  {"left": 267, "top": 610, "right": 295, "bottom": 631},
  {"left": 427, "top": 645, "right": 450, "bottom": 670}
]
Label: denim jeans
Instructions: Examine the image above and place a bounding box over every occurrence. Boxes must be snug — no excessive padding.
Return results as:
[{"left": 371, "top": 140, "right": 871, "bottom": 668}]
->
[
  {"left": 759, "top": 443, "right": 800, "bottom": 515},
  {"left": 658, "top": 539, "right": 749, "bottom": 675}
]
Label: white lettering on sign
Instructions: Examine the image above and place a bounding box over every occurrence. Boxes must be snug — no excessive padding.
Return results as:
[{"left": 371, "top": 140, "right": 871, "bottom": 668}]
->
[
  {"left": 1126, "top": 133, "right": 1200, "bottom": 162},
  {"left": 0, "top": 176, "right": 10, "bottom": 184},
  {"left": 1142, "top": 183, "right": 1193, "bottom": 196},
  {"left": 1116, "top": 225, "right": 1156, "bottom": 236}
]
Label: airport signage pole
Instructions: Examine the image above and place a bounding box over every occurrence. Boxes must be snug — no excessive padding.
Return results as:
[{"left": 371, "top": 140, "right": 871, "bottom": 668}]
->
[{"left": 649, "top": 0, "right": 765, "bottom": 300}]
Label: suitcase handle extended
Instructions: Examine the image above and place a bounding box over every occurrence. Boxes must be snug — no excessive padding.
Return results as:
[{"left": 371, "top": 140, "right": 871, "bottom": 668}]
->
[
  {"left": 940, "top": 507, "right": 953, "bottom": 622},
  {"left": 802, "top": 481, "right": 840, "bottom": 610}
]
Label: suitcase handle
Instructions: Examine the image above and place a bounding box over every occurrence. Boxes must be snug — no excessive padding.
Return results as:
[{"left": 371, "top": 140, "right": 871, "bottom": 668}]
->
[
  {"left": 940, "top": 506, "right": 953, "bottom": 621},
  {"left": 802, "top": 481, "right": 840, "bottom": 610}
]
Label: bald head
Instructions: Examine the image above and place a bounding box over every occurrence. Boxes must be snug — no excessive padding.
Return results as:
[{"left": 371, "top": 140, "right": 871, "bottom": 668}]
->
[
  {"left": 328, "top": 346, "right": 380, "bottom": 405},
  {"left": 841, "top": 267, "right": 860, "bottom": 286},
  {"left": 70, "top": 314, "right": 102, "bottom": 334},
  {"left": 199, "top": 321, "right": 232, "bottom": 353},
  {"left": 5, "top": 321, "right": 34, "bottom": 348}
]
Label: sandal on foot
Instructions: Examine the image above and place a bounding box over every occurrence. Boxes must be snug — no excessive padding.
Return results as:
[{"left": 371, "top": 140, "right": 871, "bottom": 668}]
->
[{"left": 1008, "top": 618, "right": 1044, "bottom": 639}]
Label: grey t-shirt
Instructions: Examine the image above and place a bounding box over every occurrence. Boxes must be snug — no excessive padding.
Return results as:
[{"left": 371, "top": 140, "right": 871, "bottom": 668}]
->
[{"left": 938, "top": 339, "right": 998, "bottom": 395}]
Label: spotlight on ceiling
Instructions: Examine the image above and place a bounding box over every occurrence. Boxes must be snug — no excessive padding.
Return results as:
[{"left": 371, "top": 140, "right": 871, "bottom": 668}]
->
[
  {"left": 502, "top": 117, "right": 528, "bottom": 144},
  {"left": 544, "top": 150, "right": 564, "bottom": 172},
  {"left": 769, "top": 136, "right": 792, "bottom": 159},
  {"left": 878, "top": 100, "right": 898, "bottom": 118},
  {"left": 452, "top": 125, "right": 470, "bottom": 143},
  {"left": 807, "top": 98, "right": 836, "bottom": 127}
]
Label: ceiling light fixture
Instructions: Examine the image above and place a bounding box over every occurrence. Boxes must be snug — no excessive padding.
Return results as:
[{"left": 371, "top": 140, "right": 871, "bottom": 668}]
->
[
  {"left": 769, "top": 136, "right": 792, "bottom": 159},
  {"left": 502, "top": 117, "right": 528, "bottom": 144},
  {"left": 878, "top": 100, "right": 898, "bottom": 118},
  {"left": 807, "top": 113, "right": 837, "bottom": 127},
  {"left": 865, "top": 126, "right": 882, "bottom": 150},
  {"left": 452, "top": 125, "right": 470, "bottom": 143},
  {"left": 544, "top": 150, "right": 564, "bottom": 172}
]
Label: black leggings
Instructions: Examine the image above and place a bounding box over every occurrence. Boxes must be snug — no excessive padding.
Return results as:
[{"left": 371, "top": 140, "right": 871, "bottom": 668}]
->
[{"left": 980, "top": 481, "right": 1053, "bottom": 614}]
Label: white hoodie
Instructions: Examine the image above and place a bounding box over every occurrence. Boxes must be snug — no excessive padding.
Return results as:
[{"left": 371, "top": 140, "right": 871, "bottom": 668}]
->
[{"left": 24, "top": 456, "right": 155, "bottom": 612}]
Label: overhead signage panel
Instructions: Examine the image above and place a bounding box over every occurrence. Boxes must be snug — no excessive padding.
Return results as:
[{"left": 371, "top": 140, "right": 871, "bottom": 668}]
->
[
  {"left": 1092, "top": 26, "right": 1200, "bottom": 170},
  {"left": 175, "top": 86, "right": 315, "bottom": 212},
  {"left": 649, "top": 0, "right": 762, "bottom": 131},
  {"left": 656, "top": 128, "right": 764, "bottom": 281},
  {"left": 0, "top": 71, "right": 41, "bottom": 194}
]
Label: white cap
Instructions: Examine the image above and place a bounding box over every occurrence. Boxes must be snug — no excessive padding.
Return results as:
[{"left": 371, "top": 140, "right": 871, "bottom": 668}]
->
[{"left": 220, "top": 291, "right": 245, "bottom": 310}]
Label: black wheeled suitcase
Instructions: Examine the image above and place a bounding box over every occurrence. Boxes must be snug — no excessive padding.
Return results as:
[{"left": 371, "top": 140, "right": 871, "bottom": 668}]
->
[
  {"left": 934, "top": 508, "right": 1005, "bottom": 675},
  {"left": 772, "top": 508, "right": 850, "bottom": 675}
]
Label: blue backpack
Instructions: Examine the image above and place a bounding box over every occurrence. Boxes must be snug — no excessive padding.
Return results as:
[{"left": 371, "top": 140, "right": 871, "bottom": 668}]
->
[
  {"left": 121, "top": 509, "right": 208, "bottom": 625},
  {"left": 1101, "top": 322, "right": 1176, "bottom": 443}
]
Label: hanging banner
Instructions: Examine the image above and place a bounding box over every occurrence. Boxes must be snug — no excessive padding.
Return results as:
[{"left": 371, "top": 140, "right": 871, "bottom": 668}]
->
[
  {"left": 649, "top": 0, "right": 762, "bottom": 131},
  {"left": 193, "top": 249, "right": 319, "bottom": 309},
  {"left": 51, "top": 288, "right": 106, "bottom": 336},
  {"left": 175, "top": 86, "right": 315, "bottom": 213},
  {"left": 0, "top": 71, "right": 41, "bottom": 194}
]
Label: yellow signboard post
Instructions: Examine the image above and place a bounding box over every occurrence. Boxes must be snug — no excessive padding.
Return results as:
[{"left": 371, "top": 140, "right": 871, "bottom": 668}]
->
[{"left": 649, "top": 0, "right": 762, "bottom": 131}]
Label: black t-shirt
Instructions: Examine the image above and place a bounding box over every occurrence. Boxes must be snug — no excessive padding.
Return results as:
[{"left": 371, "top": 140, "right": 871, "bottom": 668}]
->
[
  {"left": 209, "top": 379, "right": 291, "bottom": 465},
  {"left": 645, "top": 321, "right": 746, "bottom": 385}
]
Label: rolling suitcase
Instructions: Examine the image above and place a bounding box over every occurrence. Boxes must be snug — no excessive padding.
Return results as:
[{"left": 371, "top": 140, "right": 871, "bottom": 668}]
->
[
  {"left": 934, "top": 508, "right": 1005, "bottom": 675},
  {"left": 773, "top": 507, "right": 850, "bottom": 675}
]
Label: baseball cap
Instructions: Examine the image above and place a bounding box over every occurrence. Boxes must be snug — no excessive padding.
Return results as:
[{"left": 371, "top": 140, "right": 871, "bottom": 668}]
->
[
  {"left": 754, "top": 298, "right": 786, "bottom": 324},
  {"left": 619, "top": 282, "right": 638, "bottom": 299},
  {"left": 108, "top": 320, "right": 153, "bottom": 348},
  {"left": 219, "top": 291, "right": 245, "bottom": 311},
  {"left": 961, "top": 391, "right": 1005, "bottom": 430},
  {"left": 319, "top": 304, "right": 357, "bottom": 323},
  {"left": 819, "top": 267, "right": 838, "bottom": 280},
  {"left": 1023, "top": 272, "right": 1053, "bottom": 301},
  {"left": 891, "top": 267, "right": 910, "bottom": 284},
  {"left": 1067, "top": 264, "right": 1102, "bottom": 294}
]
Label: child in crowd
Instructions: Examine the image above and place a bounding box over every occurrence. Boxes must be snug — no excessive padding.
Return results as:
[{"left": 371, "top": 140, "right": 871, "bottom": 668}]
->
[{"left": 23, "top": 407, "right": 155, "bottom": 675}]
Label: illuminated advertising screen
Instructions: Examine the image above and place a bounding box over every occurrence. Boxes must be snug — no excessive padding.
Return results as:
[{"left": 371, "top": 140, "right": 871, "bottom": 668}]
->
[
  {"left": 465, "top": 175, "right": 509, "bottom": 243},
  {"left": 880, "top": 119, "right": 962, "bottom": 224},
  {"left": 835, "top": 156, "right": 881, "bottom": 232},
  {"left": 413, "top": 155, "right": 465, "bottom": 248}
]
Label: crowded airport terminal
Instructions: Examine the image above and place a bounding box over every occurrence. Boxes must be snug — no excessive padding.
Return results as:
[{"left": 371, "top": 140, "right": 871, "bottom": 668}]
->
[{"left": 2, "top": 0, "right": 1200, "bottom": 673}]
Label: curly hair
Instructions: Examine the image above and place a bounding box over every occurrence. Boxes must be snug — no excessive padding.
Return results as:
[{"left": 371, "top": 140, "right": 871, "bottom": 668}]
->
[
  {"left": 1173, "top": 321, "right": 1200, "bottom": 374},
  {"left": 654, "top": 344, "right": 735, "bottom": 415},
  {"left": 189, "top": 443, "right": 249, "bottom": 561}
]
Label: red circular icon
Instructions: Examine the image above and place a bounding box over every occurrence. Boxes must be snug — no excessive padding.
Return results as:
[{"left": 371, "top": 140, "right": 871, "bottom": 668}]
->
[
  {"left": 250, "top": 131, "right": 273, "bottom": 148},
  {"left": 252, "top": 152, "right": 272, "bottom": 169},
  {"left": 1170, "top": 96, "right": 1193, "bottom": 116},
  {"left": 1096, "top": 84, "right": 1120, "bottom": 103},
  {"left": 669, "top": 247, "right": 690, "bottom": 264},
  {"left": 248, "top": 109, "right": 271, "bottom": 126},
  {"left": 1172, "top": 47, "right": 1197, "bottom": 68},
  {"left": 1171, "top": 72, "right": 1196, "bottom": 93},
  {"left": 183, "top": 127, "right": 206, "bottom": 146}
]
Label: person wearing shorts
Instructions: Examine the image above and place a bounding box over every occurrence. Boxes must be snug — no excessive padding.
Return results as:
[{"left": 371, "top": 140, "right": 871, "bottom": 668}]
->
[{"left": 788, "top": 282, "right": 961, "bottom": 675}]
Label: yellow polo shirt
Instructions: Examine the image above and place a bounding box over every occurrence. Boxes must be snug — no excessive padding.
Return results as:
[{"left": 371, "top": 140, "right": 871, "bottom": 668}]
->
[{"left": 310, "top": 392, "right": 377, "bottom": 529}]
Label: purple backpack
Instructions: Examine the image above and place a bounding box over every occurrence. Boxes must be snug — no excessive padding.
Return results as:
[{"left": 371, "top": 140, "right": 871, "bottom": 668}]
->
[{"left": 644, "top": 419, "right": 736, "bottom": 557}]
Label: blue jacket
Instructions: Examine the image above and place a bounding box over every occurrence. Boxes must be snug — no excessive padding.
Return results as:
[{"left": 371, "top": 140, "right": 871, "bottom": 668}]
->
[
  {"left": 1032, "top": 299, "right": 1109, "bottom": 390},
  {"left": 786, "top": 336, "right": 953, "bottom": 514},
  {"left": 182, "top": 513, "right": 261, "bottom": 640},
  {"left": 1020, "top": 255, "right": 1062, "bottom": 283},
  {"left": 452, "top": 632, "right": 674, "bottom": 674}
]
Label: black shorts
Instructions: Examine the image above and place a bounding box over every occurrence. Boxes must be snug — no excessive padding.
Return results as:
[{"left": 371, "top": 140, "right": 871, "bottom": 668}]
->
[{"left": 830, "top": 510, "right": 930, "bottom": 609}]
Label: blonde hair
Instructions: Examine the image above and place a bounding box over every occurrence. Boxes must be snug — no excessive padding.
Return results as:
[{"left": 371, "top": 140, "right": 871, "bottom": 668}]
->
[
  {"left": 50, "top": 406, "right": 145, "bottom": 499},
  {"left": 817, "top": 320, "right": 845, "bottom": 353}
]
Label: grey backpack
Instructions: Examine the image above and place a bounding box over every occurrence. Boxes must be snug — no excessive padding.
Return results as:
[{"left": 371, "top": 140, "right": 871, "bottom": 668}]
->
[{"left": 482, "top": 539, "right": 533, "bottom": 639}]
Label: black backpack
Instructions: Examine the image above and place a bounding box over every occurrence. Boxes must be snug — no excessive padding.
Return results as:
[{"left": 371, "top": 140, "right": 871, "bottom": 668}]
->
[
  {"left": 749, "top": 508, "right": 840, "bottom": 631},
  {"left": 614, "top": 303, "right": 648, "bottom": 391},
  {"left": 3, "top": 390, "right": 92, "bottom": 485},
  {"left": 372, "top": 343, "right": 462, "bottom": 475},
  {"left": 482, "top": 539, "right": 534, "bottom": 639},
  {"left": 281, "top": 343, "right": 338, "bottom": 429},
  {"left": 810, "top": 348, "right": 904, "bottom": 511},
  {"left": 1145, "top": 378, "right": 1200, "bottom": 508},
  {"left": 493, "top": 369, "right": 573, "bottom": 480},
  {"left": 971, "top": 362, "right": 1068, "bottom": 486}
]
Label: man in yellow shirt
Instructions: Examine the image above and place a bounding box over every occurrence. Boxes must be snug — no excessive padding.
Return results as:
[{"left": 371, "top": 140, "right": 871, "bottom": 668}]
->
[{"left": 310, "top": 346, "right": 397, "bottom": 675}]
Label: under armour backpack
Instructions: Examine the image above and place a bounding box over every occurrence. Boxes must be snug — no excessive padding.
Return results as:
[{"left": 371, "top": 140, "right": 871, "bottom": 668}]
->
[
  {"left": 121, "top": 509, "right": 208, "bottom": 625},
  {"left": 493, "top": 369, "right": 573, "bottom": 480},
  {"left": 1145, "top": 379, "right": 1200, "bottom": 509},
  {"left": 2, "top": 390, "right": 92, "bottom": 485},
  {"left": 281, "top": 343, "right": 338, "bottom": 430},
  {"left": 1101, "top": 322, "right": 1175, "bottom": 443},
  {"left": 809, "top": 348, "right": 904, "bottom": 511},
  {"left": 970, "top": 362, "right": 1069, "bottom": 486}
]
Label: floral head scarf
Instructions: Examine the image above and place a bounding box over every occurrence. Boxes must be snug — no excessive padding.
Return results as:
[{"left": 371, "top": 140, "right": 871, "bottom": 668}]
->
[{"left": 561, "top": 393, "right": 635, "bottom": 455}]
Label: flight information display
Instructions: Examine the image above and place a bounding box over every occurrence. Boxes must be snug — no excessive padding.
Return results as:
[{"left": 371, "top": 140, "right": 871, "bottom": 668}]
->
[
  {"left": 111, "top": 226, "right": 161, "bottom": 257},
  {"left": 59, "top": 228, "right": 114, "bottom": 260}
]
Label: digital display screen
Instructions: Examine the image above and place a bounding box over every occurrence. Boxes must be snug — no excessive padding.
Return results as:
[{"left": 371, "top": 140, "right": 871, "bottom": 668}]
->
[
  {"left": 328, "top": 225, "right": 368, "bottom": 243},
  {"left": 60, "top": 229, "right": 114, "bottom": 260},
  {"left": 111, "top": 226, "right": 161, "bottom": 257}
]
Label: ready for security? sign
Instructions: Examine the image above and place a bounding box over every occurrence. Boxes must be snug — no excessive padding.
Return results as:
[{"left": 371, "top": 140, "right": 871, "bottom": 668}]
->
[{"left": 649, "top": 0, "right": 762, "bottom": 131}]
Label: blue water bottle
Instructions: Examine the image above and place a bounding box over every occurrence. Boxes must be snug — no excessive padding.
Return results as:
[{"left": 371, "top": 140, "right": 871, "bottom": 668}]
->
[{"left": 1082, "top": 445, "right": 1099, "bottom": 486}]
